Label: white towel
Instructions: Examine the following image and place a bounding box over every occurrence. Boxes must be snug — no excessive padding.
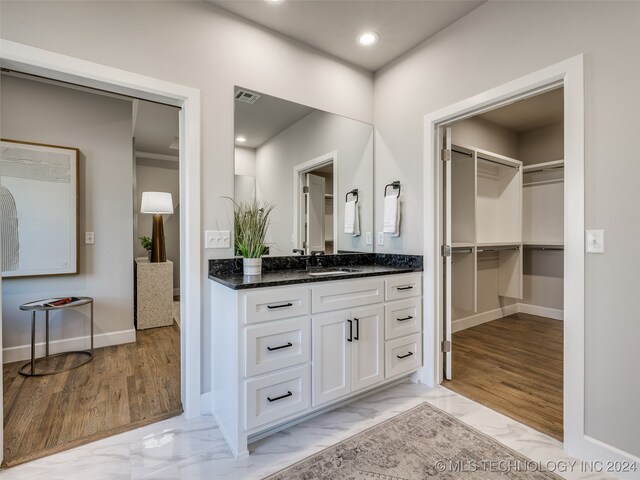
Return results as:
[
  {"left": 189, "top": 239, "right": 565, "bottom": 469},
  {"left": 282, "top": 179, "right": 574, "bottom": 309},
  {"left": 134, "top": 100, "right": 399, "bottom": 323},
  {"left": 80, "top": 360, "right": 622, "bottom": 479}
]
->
[
  {"left": 344, "top": 200, "right": 360, "bottom": 236},
  {"left": 383, "top": 194, "right": 400, "bottom": 237}
]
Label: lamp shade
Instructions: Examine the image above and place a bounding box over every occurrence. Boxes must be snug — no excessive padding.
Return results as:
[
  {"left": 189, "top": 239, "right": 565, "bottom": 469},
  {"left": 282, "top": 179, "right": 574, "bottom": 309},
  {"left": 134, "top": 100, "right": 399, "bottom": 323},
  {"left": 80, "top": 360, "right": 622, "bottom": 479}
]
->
[{"left": 141, "top": 192, "right": 173, "bottom": 214}]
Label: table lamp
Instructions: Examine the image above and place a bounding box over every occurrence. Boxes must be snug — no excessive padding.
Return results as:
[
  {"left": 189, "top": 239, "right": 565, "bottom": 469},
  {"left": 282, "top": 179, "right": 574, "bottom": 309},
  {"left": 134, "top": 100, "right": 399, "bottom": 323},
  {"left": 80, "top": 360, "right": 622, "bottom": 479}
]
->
[{"left": 141, "top": 192, "right": 174, "bottom": 262}]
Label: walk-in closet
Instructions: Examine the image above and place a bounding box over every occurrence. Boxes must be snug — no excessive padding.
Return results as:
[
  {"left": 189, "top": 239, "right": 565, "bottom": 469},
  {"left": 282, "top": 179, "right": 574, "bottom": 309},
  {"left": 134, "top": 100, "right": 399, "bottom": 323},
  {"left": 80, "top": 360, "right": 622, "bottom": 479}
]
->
[{"left": 443, "top": 87, "right": 565, "bottom": 440}]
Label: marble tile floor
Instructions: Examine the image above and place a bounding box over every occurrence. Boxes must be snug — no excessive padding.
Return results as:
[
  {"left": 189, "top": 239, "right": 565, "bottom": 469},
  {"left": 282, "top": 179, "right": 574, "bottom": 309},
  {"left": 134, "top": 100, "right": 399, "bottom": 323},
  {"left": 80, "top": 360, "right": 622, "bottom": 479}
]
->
[{"left": 1, "top": 382, "right": 615, "bottom": 480}]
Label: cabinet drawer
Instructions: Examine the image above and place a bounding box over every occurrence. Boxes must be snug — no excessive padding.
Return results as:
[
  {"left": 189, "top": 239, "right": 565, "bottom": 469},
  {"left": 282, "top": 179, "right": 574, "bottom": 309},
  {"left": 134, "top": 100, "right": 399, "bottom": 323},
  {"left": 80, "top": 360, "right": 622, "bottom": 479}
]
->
[
  {"left": 312, "top": 278, "right": 384, "bottom": 314},
  {"left": 385, "top": 273, "right": 421, "bottom": 301},
  {"left": 242, "top": 287, "right": 310, "bottom": 324},
  {"left": 385, "top": 298, "right": 421, "bottom": 340},
  {"left": 245, "top": 365, "right": 310, "bottom": 430},
  {"left": 245, "top": 317, "right": 310, "bottom": 377},
  {"left": 385, "top": 334, "right": 422, "bottom": 378}
]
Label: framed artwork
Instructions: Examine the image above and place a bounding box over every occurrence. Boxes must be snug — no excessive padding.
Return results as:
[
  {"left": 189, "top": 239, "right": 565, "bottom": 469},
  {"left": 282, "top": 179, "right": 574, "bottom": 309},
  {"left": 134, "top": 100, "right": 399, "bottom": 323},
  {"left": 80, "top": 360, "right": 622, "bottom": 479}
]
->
[{"left": 1, "top": 139, "right": 79, "bottom": 277}]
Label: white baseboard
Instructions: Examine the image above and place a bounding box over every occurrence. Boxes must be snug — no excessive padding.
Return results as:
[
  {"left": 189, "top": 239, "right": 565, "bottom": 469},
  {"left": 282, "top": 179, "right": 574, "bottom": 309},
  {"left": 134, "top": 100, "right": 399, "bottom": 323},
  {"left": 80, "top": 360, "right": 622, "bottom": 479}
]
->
[
  {"left": 569, "top": 435, "right": 640, "bottom": 480},
  {"left": 452, "top": 304, "right": 519, "bottom": 333},
  {"left": 2, "top": 329, "right": 136, "bottom": 364},
  {"left": 453, "top": 303, "right": 563, "bottom": 332},
  {"left": 518, "top": 303, "right": 564, "bottom": 320}
]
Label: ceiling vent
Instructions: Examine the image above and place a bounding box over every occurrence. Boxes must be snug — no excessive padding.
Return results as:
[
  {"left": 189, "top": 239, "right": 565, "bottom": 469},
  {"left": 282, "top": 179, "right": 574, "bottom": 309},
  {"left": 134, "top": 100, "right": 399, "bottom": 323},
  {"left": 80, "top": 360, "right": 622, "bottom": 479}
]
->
[{"left": 234, "top": 89, "right": 261, "bottom": 104}]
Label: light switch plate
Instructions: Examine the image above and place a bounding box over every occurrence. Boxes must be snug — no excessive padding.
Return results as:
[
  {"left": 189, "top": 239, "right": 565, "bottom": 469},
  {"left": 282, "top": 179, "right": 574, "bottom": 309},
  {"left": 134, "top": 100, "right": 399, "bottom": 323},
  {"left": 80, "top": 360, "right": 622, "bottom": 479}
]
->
[
  {"left": 366, "top": 232, "right": 373, "bottom": 245},
  {"left": 205, "top": 230, "right": 230, "bottom": 249},
  {"left": 377, "top": 232, "right": 384, "bottom": 246},
  {"left": 85, "top": 232, "right": 95, "bottom": 244},
  {"left": 586, "top": 229, "right": 605, "bottom": 253}
]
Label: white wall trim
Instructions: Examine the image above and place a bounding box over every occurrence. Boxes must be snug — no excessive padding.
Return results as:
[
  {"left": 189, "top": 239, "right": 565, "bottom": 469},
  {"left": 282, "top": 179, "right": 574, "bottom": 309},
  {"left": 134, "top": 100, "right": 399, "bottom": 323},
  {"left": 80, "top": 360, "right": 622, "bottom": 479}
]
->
[
  {"left": 451, "top": 305, "right": 519, "bottom": 333},
  {"left": 423, "top": 55, "right": 585, "bottom": 458},
  {"left": 0, "top": 39, "right": 202, "bottom": 421},
  {"left": 2, "top": 329, "right": 136, "bottom": 364},
  {"left": 292, "top": 150, "right": 338, "bottom": 252},
  {"left": 518, "top": 303, "right": 564, "bottom": 321}
]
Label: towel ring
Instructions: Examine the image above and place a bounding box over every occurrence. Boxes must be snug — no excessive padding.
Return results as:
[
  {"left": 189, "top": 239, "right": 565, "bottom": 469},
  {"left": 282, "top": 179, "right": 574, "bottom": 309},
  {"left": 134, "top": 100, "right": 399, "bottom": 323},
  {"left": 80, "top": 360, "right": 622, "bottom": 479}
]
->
[
  {"left": 346, "top": 189, "right": 358, "bottom": 203},
  {"left": 385, "top": 181, "right": 401, "bottom": 198}
]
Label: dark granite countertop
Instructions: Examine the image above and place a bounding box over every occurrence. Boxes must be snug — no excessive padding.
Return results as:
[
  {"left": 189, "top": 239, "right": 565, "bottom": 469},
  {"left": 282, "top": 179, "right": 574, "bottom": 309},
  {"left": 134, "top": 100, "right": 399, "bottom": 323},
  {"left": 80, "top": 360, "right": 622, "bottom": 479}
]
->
[
  {"left": 209, "top": 264, "right": 418, "bottom": 290},
  {"left": 208, "top": 253, "right": 423, "bottom": 290}
]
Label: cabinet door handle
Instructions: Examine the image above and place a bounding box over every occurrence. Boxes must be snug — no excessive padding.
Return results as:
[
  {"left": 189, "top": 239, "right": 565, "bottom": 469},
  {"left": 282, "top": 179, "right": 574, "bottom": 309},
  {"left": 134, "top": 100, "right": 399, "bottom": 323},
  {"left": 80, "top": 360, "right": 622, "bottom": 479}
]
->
[
  {"left": 353, "top": 318, "right": 359, "bottom": 340},
  {"left": 267, "top": 302, "right": 293, "bottom": 310},
  {"left": 397, "top": 351, "right": 414, "bottom": 359},
  {"left": 267, "top": 342, "right": 293, "bottom": 351},
  {"left": 347, "top": 319, "right": 353, "bottom": 342},
  {"left": 267, "top": 391, "right": 292, "bottom": 402},
  {"left": 397, "top": 315, "right": 414, "bottom": 322},
  {"left": 397, "top": 286, "right": 414, "bottom": 291}
]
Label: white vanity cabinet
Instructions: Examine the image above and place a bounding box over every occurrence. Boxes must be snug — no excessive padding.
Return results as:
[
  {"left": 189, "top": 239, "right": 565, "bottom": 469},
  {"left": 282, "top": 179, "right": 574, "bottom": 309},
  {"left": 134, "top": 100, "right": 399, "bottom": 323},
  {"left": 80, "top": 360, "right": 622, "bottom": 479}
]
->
[{"left": 210, "top": 271, "right": 422, "bottom": 458}]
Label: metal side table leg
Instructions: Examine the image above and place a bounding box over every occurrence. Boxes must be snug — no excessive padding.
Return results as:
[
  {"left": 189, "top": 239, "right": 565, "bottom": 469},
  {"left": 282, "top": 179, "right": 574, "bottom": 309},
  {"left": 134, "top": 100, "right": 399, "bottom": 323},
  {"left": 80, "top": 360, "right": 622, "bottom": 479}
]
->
[
  {"left": 46, "top": 310, "right": 50, "bottom": 357},
  {"left": 90, "top": 301, "right": 94, "bottom": 352},
  {"left": 30, "top": 311, "right": 36, "bottom": 375}
]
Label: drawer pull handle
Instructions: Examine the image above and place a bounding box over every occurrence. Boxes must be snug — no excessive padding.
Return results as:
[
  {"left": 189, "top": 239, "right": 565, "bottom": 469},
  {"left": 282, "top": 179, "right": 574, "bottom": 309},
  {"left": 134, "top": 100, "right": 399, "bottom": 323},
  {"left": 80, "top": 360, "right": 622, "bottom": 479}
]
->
[
  {"left": 267, "top": 302, "right": 293, "bottom": 310},
  {"left": 397, "top": 286, "right": 414, "bottom": 291},
  {"left": 397, "top": 315, "right": 414, "bottom": 322},
  {"left": 267, "top": 391, "right": 292, "bottom": 402},
  {"left": 397, "top": 352, "right": 414, "bottom": 359},
  {"left": 347, "top": 319, "right": 353, "bottom": 342},
  {"left": 267, "top": 342, "right": 293, "bottom": 352},
  {"left": 353, "top": 318, "right": 359, "bottom": 340}
]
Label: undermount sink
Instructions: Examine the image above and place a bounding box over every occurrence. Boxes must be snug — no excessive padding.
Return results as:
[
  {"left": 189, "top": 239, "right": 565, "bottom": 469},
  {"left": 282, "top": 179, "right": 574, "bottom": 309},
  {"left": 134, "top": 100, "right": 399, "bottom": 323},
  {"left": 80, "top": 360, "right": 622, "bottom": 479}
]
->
[{"left": 306, "top": 268, "right": 361, "bottom": 276}]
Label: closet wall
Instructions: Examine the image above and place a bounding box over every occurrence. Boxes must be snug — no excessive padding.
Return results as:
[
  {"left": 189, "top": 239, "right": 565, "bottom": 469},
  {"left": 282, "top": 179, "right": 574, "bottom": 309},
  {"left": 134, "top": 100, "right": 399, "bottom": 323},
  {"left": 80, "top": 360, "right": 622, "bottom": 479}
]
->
[{"left": 451, "top": 113, "right": 564, "bottom": 330}]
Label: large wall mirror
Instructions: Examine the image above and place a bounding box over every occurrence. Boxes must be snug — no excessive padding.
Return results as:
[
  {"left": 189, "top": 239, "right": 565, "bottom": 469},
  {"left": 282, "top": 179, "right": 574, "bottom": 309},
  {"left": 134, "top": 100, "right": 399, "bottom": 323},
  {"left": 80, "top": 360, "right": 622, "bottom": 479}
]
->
[{"left": 234, "top": 87, "right": 373, "bottom": 256}]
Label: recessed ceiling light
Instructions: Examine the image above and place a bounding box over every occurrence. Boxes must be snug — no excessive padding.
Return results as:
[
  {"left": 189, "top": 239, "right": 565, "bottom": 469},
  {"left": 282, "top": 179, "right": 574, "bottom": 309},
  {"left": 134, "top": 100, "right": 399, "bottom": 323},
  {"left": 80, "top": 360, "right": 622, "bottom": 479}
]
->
[
  {"left": 236, "top": 136, "right": 246, "bottom": 143},
  {"left": 357, "top": 32, "right": 379, "bottom": 47}
]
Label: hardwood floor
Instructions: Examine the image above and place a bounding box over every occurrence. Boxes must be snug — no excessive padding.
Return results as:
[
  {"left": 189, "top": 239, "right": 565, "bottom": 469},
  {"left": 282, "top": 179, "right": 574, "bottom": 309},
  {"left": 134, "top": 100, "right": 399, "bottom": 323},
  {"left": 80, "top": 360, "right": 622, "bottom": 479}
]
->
[
  {"left": 443, "top": 313, "right": 563, "bottom": 440},
  {"left": 2, "top": 323, "right": 182, "bottom": 468}
]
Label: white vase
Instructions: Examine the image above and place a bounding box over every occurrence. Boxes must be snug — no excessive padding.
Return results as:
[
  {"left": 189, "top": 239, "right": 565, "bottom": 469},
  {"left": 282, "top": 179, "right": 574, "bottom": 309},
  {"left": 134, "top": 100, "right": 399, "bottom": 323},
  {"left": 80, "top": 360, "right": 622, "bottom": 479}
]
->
[{"left": 243, "top": 257, "right": 262, "bottom": 276}]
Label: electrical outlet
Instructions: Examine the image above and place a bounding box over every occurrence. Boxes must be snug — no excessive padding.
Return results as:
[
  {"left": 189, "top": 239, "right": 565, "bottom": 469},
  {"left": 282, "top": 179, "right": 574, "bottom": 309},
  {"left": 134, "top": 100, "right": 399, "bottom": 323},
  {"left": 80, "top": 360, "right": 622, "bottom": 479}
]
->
[
  {"left": 366, "top": 232, "right": 373, "bottom": 245},
  {"left": 205, "top": 230, "right": 231, "bottom": 249},
  {"left": 85, "top": 232, "right": 95, "bottom": 244},
  {"left": 586, "top": 229, "right": 605, "bottom": 253},
  {"left": 377, "top": 232, "right": 384, "bottom": 246}
]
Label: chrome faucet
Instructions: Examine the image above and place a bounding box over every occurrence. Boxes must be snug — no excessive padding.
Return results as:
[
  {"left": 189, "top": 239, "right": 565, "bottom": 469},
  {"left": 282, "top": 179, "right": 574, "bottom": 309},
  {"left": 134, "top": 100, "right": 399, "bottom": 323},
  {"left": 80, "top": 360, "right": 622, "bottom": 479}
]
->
[{"left": 308, "top": 250, "right": 325, "bottom": 267}]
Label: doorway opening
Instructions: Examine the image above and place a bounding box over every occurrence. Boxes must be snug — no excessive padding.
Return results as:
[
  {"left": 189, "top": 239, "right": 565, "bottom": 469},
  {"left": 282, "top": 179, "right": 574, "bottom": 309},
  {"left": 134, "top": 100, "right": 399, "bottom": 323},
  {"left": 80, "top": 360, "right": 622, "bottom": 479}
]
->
[
  {"left": 294, "top": 153, "right": 338, "bottom": 255},
  {"left": 440, "top": 87, "right": 565, "bottom": 440}
]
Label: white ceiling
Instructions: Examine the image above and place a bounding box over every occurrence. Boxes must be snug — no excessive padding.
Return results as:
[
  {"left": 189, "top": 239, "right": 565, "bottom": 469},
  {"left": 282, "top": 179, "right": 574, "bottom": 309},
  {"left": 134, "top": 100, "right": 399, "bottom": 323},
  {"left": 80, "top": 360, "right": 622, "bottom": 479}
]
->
[
  {"left": 478, "top": 88, "right": 564, "bottom": 133},
  {"left": 134, "top": 101, "right": 180, "bottom": 157},
  {"left": 208, "top": 0, "right": 485, "bottom": 72},
  {"left": 235, "top": 88, "right": 315, "bottom": 148}
]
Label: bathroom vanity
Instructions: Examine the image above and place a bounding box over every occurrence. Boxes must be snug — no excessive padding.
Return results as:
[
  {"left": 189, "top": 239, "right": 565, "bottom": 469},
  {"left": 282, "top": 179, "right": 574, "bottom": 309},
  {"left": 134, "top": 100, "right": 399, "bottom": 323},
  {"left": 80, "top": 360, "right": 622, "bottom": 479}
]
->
[{"left": 209, "top": 258, "right": 423, "bottom": 458}]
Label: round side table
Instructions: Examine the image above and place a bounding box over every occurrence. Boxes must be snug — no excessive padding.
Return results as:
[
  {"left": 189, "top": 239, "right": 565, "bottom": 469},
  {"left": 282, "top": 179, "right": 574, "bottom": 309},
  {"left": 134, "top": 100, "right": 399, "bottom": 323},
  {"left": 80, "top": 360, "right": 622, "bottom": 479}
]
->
[{"left": 19, "top": 296, "right": 94, "bottom": 377}]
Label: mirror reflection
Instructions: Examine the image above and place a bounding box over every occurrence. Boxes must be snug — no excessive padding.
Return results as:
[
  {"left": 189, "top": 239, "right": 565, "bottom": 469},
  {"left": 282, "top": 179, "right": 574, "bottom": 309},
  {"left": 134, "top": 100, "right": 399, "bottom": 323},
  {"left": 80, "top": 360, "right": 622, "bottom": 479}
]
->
[{"left": 234, "top": 87, "right": 373, "bottom": 256}]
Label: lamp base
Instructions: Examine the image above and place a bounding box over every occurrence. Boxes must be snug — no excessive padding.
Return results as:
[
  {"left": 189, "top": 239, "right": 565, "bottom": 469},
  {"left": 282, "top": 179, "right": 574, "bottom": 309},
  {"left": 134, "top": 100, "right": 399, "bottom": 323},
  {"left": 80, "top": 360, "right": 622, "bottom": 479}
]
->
[{"left": 150, "top": 214, "right": 166, "bottom": 262}]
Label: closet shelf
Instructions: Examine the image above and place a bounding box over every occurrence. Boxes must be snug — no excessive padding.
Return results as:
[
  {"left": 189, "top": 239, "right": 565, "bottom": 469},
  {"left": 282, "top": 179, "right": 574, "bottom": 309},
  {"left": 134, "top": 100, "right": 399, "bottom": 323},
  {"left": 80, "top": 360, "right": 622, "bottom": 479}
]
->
[
  {"left": 522, "top": 159, "right": 564, "bottom": 173},
  {"left": 476, "top": 242, "right": 521, "bottom": 247},
  {"left": 523, "top": 241, "right": 564, "bottom": 246}
]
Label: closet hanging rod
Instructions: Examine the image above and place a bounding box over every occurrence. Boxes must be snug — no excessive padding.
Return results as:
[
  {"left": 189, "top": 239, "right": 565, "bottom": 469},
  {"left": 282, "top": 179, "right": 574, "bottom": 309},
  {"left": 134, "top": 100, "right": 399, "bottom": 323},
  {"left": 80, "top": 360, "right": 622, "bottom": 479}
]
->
[
  {"left": 523, "top": 165, "right": 565, "bottom": 174},
  {"left": 451, "top": 148, "right": 473, "bottom": 157},
  {"left": 476, "top": 246, "right": 520, "bottom": 253},
  {"left": 452, "top": 247, "right": 473, "bottom": 253},
  {"left": 524, "top": 245, "right": 564, "bottom": 251}
]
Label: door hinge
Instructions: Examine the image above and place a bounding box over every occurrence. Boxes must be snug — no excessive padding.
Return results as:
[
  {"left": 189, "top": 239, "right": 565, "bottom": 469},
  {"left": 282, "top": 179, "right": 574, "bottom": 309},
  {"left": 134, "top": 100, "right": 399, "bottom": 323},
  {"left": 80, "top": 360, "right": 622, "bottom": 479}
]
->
[
  {"left": 303, "top": 186, "right": 309, "bottom": 194},
  {"left": 441, "top": 340, "right": 451, "bottom": 353},
  {"left": 440, "top": 148, "right": 451, "bottom": 162},
  {"left": 441, "top": 245, "right": 451, "bottom": 257}
]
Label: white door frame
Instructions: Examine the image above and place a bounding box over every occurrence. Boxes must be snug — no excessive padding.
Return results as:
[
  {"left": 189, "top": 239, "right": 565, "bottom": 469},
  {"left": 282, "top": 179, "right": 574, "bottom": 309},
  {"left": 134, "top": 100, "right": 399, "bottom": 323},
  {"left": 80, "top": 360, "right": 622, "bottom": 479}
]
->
[
  {"left": 292, "top": 151, "right": 338, "bottom": 253},
  {"left": 423, "top": 56, "right": 585, "bottom": 455},
  {"left": 0, "top": 40, "right": 202, "bottom": 429}
]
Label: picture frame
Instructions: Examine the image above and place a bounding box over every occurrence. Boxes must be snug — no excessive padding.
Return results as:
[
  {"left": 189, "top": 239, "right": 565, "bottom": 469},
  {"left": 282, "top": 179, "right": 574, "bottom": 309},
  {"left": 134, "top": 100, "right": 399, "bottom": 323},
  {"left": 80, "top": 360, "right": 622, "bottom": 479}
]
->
[{"left": 1, "top": 138, "right": 79, "bottom": 277}]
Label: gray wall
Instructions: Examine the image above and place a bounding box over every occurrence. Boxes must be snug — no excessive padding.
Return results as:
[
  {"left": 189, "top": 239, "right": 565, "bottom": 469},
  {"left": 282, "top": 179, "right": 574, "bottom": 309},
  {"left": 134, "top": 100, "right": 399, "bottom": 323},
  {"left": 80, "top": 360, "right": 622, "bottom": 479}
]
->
[
  {"left": 135, "top": 158, "right": 180, "bottom": 291},
  {"left": 256, "top": 110, "right": 373, "bottom": 255},
  {"left": 0, "top": 0, "right": 374, "bottom": 392},
  {"left": 374, "top": 1, "right": 640, "bottom": 457},
  {"left": 1, "top": 74, "right": 134, "bottom": 353}
]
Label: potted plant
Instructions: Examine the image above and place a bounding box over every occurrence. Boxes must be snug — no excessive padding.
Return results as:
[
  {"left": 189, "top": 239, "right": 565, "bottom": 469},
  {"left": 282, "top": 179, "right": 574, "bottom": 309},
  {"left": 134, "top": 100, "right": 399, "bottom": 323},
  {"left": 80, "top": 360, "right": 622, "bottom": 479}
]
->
[
  {"left": 231, "top": 199, "right": 275, "bottom": 275},
  {"left": 138, "top": 236, "right": 152, "bottom": 261}
]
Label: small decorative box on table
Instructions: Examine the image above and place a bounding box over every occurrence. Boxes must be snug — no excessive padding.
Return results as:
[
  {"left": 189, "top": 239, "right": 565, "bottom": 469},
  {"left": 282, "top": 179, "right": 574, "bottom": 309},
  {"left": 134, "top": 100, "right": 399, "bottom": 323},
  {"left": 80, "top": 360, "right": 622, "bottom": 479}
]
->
[
  {"left": 135, "top": 257, "right": 173, "bottom": 329},
  {"left": 19, "top": 296, "right": 94, "bottom": 377}
]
